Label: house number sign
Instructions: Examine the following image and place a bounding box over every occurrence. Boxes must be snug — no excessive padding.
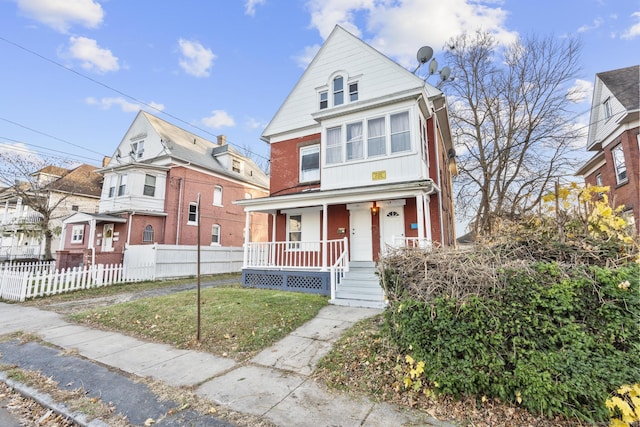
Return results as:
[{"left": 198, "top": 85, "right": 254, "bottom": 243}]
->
[{"left": 372, "top": 170, "right": 386, "bottom": 181}]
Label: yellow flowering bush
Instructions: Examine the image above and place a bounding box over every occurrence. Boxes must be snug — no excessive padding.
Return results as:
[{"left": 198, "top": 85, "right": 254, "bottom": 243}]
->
[{"left": 607, "top": 384, "right": 640, "bottom": 426}]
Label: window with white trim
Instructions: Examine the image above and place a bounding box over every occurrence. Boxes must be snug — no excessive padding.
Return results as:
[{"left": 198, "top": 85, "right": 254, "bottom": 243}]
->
[
  {"left": 108, "top": 175, "right": 117, "bottom": 197},
  {"left": 288, "top": 214, "right": 302, "bottom": 249},
  {"left": 300, "top": 145, "right": 320, "bottom": 182},
  {"left": 232, "top": 159, "right": 241, "bottom": 173},
  {"left": 117, "top": 175, "right": 127, "bottom": 196},
  {"left": 333, "top": 76, "right": 344, "bottom": 106},
  {"left": 595, "top": 173, "right": 603, "bottom": 187},
  {"left": 319, "top": 91, "right": 328, "bottom": 110},
  {"left": 131, "top": 141, "right": 144, "bottom": 159},
  {"left": 71, "top": 225, "right": 84, "bottom": 243},
  {"left": 349, "top": 82, "right": 358, "bottom": 102},
  {"left": 390, "top": 111, "right": 411, "bottom": 153},
  {"left": 367, "top": 117, "right": 386, "bottom": 157},
  {"left": 346, "top": 122, "right": 363, "bottom": 161},
  {"left": 326, "top": 127, "right": 342, "bottom": 165},
  {"left": 143, "top": 225, "right": 154, "bottom": 242},
  {"left": 213, "top": 185, "right": 223, "bottom": 206},
  {"left": 211, "top": 224, "right": 220, "bottom": 245},
  {"left": 188, "top": 203, "right": 198, "bottom": 224},
  {"left": 143, "top": 174, "right": 156, "bottom": 197},
  {"left": 612, "top": 144, "right": 627, "bottom": 184}
]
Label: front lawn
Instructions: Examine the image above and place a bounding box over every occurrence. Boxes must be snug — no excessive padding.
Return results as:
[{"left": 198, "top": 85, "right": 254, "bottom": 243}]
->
[{"left": 70, "top": 285, "right": 328, "bottom": 360}]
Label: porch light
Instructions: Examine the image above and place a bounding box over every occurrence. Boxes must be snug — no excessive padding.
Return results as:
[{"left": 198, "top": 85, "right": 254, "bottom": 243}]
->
[{"left": 371, "top": 202, "right": 378, "bottom": 216}]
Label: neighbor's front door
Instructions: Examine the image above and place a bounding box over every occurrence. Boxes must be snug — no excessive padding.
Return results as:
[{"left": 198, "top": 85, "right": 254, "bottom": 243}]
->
[
  {"left": 102, "top": 223, "right": 114, "bottom": 252},
  {"left": 380, "top": 204, "right": 405, "bottom": 252}
]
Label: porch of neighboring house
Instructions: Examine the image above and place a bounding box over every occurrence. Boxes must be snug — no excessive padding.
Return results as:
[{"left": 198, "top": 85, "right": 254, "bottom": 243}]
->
[
  {"left": 238, "top": 182, "right": 436, "bottom": 309},
  {"left": 0, "top": 211, "right": 45, "bottom": 261}
]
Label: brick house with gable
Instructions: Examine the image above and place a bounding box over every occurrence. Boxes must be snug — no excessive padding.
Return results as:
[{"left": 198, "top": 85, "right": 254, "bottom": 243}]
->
[
  {"left": 576, "top": 65, "right": 640, "bottom": 233},
  {"left": 235, "top": 25, "right": 457, "bottom": 307},
  {"left": 58, "top": 110, "right": 269, "bottom": 268}
]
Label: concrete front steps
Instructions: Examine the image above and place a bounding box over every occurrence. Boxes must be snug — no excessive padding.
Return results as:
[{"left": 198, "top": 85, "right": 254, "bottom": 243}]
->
[{"left": 330, "top": 261, "right": 387, "bottom": 309}]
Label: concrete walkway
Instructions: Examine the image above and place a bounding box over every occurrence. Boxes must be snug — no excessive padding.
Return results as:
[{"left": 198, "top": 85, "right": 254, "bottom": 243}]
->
[{"left": 0, "top": 302, "right": 455, "bottom": 426}]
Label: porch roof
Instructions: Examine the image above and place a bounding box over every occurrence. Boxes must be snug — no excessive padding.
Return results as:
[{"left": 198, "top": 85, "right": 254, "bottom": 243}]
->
[
  {"left": 234, "top": 179, "right": 436, "bottom": 213},
  {"left": 62, "top": 212, "right": 128, "bottom": 225}
]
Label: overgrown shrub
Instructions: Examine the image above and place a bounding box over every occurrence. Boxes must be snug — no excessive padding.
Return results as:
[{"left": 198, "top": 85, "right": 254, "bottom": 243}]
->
[{"left": 384, "top": 262, "right": 640, "bottom": 422}]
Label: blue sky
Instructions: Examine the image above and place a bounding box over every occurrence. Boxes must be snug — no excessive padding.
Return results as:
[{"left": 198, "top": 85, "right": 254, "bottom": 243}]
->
[{"left": 0, "top": 0, "right": 638, "bottom": 170}]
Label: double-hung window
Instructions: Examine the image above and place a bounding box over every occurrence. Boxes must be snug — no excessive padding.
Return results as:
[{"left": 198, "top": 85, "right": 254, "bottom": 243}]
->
[
  {"left": 188, "top": 203, "right": 198, "bottom": 224},
  {"left": 349, "top": 82, "right": 358, "bottom": 102},
  {"left": 211, "top": 224, "right": 220, "bottom": 245},
  {"left": 71, "top": 225, "right": 84, "bottom": 243},
  {"left": 131, "top": 141, "right": 144, "bottom": 159},
  {"left": 300, "top": 145, "right": 320, "bottom": 182},
  {"left": 108, "top": 175, "right": 117, "bottom": 197},
  {"left": 143, "top": 174, "right": 156, "bottom": 197},
  {"left": 367, "top": 117, "right": 386, "bottom": 157},
  {"left": 288, "top": 215, "right": 302, "bottom": 249},
  {"left": 346, "top": 122, "right": 363, "bottom": 161},
  {"left": 143, "top": 225, "right": 154, "bottom": 242},
  {"left": 326, "top": 127, "right": 342, "bottom": 165},
  {"left": 319, "top": 91, "right": 328, "bottom": 110},
  {"left": 232, "top": 159, "right": 241, "bottom": 173},
  {"left": 612, "top": 144, "right": 627, "bottom": 184},
  {"left": 117, "top": 175, "right": 127, "bottom": 196},
  {"left": 333, "top": 76, "right": 344, "bottom": 106},
  {"left": 603, "top": 98, "right": 612, "bottom": 120},
  {"left": 390, "top": 112, "right": 411, "bottom": 153}
]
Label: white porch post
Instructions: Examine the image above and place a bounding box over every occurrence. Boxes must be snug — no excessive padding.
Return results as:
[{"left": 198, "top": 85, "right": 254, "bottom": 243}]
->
[
  {"left": 88, "top": 219, "right": 96, "bottom": 266},
  {"left": 423, "top": 195, "right": 432, "bottom": 242},
  {"left": 321, "top": 203, "right": 328, "bottom": 270},
  {"left": 242, "top": 209, "right": 250, "bottom": 268},
  {"left": 416, "top": 194, "right": 425, "bottom": 240},
  {"left": 2, "top": 200, "right": 8, "bottom": 224},
  {"left": 270, "top": 212, "right": 276, "bottom": 266},
  {"left": 59, "top": 222, "right": 67, "bottom": 251}
]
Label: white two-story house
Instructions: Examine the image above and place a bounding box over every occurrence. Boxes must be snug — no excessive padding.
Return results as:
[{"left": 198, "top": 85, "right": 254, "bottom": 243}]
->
[{"left": 235, "top": 25, "right": 457, "bottom": 307}]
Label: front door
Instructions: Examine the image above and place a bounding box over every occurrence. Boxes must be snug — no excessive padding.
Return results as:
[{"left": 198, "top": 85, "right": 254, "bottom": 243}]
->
[
  {"left": 380, "top": 204, "right": 405, "bottom": 252},
  {"left": 102, "top": 223, "right": 114, "bottom": 252},
  {"left": 349, "top": 207, "right": 373, "bottom": 261}
]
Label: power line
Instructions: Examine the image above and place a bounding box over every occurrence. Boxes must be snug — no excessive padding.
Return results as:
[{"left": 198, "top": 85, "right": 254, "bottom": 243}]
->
[
  {"left": 0, "top": 136, "right": 103, "bottom": 164},
  {"left": 0, "top": 35, "right": 270, "bottom": 162}
]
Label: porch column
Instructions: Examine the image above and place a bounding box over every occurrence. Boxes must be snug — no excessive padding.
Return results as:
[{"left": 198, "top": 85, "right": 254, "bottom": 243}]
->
[
  {"left": 88, "top": 219, "right": 96, "bottom": 265},
  {"left": 58, "top": 222, "right": 67, "bottom": 251},
  {"left": 416, "top": 194, "right": 425, "bottom": 240},
  {"left": 2, "top": 200, "right": 8, "bottom": 224},
  {"left": 242, "top": 209, "right": 250, "bottom": 268},
  {"left": 321, "top": 203, "right": 328, "bottom": 270},
  {"left": 423, "top": 195, "right": 432, "bottom": 241}
]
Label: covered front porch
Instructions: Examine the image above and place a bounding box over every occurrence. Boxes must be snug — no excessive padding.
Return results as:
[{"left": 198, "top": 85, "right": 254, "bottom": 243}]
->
[{"left": 235, "top": 180, "right": 437, "bottom": 307}]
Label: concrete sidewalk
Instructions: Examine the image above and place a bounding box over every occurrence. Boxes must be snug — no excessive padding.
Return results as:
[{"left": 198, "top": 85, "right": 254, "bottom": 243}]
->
[{"left": 0, "top": 302, "right": 455, "bottom": 426}]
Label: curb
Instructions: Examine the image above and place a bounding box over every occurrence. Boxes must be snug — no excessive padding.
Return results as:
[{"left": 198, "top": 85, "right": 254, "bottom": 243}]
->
[{"left": 0, "top": 371, "right": 109, "bottom": 427}]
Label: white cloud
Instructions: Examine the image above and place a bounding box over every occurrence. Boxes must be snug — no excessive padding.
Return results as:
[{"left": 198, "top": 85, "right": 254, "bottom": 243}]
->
[
  {"left": 621, "top": 11, "right": 640, "bottom": 39},
  {"left": 304, "top": 0, "right": 517, "bottom": 68},
  {"left": 0, "top": 142, "right": 39, "bottom": 158},
  {"left": 567, "top": 79, "right": 593, "bottom": 104},
  {"left": 85, "top": 97, "right": 164, "bottom": 113},
  {"left": 245, "top": 0, "right": 266, "bottom": 16},
  {"left": 64, "top": 36, "right": 119, "bottom": 73},
  {"left": 202, "top": 110, "right": 235, "bottom": 129},
  {"left": 294, "top": 43, "right": 321, "bottom": 68},
  {"left": 16, "top": 0, "right": 104, "bottom": 33},
  {"left": 178, "top": 39, "right": 216, "bottom": 78},
  {"left": 577, "top": 17, "right": 603, "bottom": 33},
  {"left": 245, "top": 117, "right": 264, "bottom": 130}
]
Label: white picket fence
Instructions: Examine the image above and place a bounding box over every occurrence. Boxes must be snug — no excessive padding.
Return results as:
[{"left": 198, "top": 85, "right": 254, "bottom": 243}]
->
[{"left": 0, "top": 262, "right": 149, "bottom": 302}]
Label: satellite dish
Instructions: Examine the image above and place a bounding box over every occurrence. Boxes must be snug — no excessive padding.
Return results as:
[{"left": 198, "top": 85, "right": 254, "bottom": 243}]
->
[
  {"left": 429, "top": 58, "right": 438, "bottom": 75},
  {"left": 416, "top": 46, "right": 433, "bottom": 64},
  {"left": 440, "top": 66, "right": 451, "bottom": 81}
]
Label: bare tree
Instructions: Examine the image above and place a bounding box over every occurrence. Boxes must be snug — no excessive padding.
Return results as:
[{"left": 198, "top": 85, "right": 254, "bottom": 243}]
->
[
  {"left": 444, "top": 31, "right": 584, "bottom": 236},
  {"left": 0, "top": 152, "right": 99, "bottom": 260}
]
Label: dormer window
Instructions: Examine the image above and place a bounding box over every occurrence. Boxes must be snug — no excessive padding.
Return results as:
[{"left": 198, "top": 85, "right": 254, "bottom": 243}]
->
[
  {"left": 131, "top": 141, "right": 144, "bottom": 159},
  {"left": 232, "top": 159, "right": 241, "bottom": 173},
  {"left": 333, "top": 76, "right": 344, "bottom": 106}
]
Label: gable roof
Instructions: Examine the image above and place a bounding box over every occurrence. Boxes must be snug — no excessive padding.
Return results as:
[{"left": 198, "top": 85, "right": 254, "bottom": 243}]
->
[
  {"left": 46, "top": 164, "right": 103, "bottom": 197},
  {"left": 104, "top": 111, "right": 269, "bottom": 189},
  {"left": 261, "top": 25, "right": 441, "bottom": 142},
  {"left": 597, "top": 65, "right": 639, "bottom": 111}
]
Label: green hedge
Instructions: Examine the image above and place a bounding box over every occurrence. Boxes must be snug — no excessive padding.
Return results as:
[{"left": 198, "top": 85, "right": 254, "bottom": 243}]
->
[{"left": 384, "top": 262, "right": 640, "bottom": 422}]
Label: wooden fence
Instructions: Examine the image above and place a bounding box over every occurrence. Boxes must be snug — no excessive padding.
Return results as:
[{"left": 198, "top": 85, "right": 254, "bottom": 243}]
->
[{"left": 0, "top": 262, "right": 152, "bottom": 302}]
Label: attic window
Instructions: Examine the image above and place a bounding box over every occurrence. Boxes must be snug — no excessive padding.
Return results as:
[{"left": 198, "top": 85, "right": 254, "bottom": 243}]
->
[
  {"left": 319, "top": 91, "right": 328, "bottom": 110},
  {"left": 131, "top": 141, "right": 144, "bottom": 159},
  {"left": 232, "top": 159, "right": 241, "bottom": 173},
  {"left": 333, "top": 76, "right": 344, "bottom": 106},
  {"left": 349, "top": 82, "right": 358, "bottom": 102},
  {"left": 603, "top": 98, "right": 612, "bottom": 120}
]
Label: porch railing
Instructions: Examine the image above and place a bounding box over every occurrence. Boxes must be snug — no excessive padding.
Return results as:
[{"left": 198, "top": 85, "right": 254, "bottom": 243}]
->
[
  {"left": 390, "top": 236, "right": 432, "bottom": 250},
  {"left": 329, "top": 238, "right": 349, "bottom": 301},
  {"left": 245, "top": 238, "right": 348, "bottom": 270}
]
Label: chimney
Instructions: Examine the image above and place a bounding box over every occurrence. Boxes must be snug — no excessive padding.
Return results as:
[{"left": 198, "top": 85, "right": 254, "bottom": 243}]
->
[
  {"left": 217, "top": 135, "right": 226, "bottom": 145},
  {"left": 102, "top": 156, "right": 111, "bottom": 167}
]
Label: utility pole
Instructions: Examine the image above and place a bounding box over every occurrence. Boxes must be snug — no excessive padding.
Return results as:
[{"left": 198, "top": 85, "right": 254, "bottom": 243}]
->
[{"left": 196, "top": 192, "right": 201, "bottom": 342}]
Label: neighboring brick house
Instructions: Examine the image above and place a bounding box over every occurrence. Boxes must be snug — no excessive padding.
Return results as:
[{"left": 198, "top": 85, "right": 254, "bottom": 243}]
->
[
  {"left": 235, "top": 26, "right": 457, "bottom": 307},
  {"left": 0, "top": 164, "right": 102, "bottom": 260},
  {"left": 57, "top": 110, "right": 270, "bottom": 268},
  {"left": 576, "top": 65, "right": 640, "bottom": 233}
]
